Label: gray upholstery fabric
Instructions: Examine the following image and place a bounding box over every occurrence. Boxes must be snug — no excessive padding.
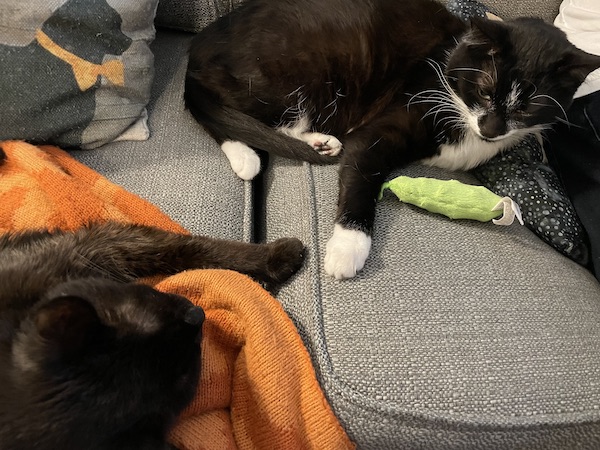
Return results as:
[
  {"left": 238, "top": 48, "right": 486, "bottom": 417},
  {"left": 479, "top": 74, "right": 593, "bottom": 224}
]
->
[
  {"left": 72, "top": 31, "right": 253, "bottom": 242},
  {"left": 261, "top": 158, "right": 600, "bottom": 449}
]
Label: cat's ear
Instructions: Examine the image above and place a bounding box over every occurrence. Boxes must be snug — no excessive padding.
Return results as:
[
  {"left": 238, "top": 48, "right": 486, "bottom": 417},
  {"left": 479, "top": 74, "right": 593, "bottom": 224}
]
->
[
  {"left": 467, "top": 17, "right": 508, "bottom": 54},
  {"left": 557, "top": 49, "right": 600, "bottom": 84},
  {"left": 35, "top": 296, "right": 101, "bottom": 358}
]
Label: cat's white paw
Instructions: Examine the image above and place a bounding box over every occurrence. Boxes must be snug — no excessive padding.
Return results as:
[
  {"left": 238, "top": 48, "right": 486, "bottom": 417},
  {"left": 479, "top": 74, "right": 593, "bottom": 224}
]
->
[
  {"left": 277, "top": 117, "right": 342, "bottom": 156},
  {"left": 324, "top": 224, "right": 371, "bottom": 279},
  {"left": 304, "top": 133, "right": 343, "bottom": 156},
  {"left": 220, "top": 140, "right": 261, "bottom": 180}
]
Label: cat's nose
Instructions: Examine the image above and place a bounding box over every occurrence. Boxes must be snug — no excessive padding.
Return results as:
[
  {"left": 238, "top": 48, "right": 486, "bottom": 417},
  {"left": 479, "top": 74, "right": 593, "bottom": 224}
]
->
[
  {"left": 478, "top": 113, "right": 507, "bottom": 140},
  {"left": 184, "top": 306, "right": 205, "bottom": 327}
]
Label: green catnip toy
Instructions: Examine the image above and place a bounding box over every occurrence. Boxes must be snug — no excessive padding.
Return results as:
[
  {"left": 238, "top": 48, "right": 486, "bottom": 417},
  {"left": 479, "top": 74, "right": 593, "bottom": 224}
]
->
[{"left": 380, "top": 176, "right": 524, "bottom": 226}]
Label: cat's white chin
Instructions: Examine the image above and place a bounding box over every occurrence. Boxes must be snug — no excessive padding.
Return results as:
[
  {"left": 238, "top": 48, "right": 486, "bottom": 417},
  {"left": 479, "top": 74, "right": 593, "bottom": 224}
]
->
[
  {"left": 324, "top": 224, "right": 371, "bottom": 279},
  {"left": 422, "top": 128, "right": 531, "bottom": 171}
]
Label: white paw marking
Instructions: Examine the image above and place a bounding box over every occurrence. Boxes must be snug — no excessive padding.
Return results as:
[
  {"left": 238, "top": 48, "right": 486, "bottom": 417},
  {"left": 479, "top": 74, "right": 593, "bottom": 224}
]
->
[
  {"left": 220, "top": 140, "right": 261, "bottom": 180},
  {"left": 277, "top": 115, "right": 343, "bottom": 157},
  {"left": 303, "top": 132, "right": 343, "bottom": 156},
  {"left": 324, "top": 224, "right": 371, "bottom": 280}
]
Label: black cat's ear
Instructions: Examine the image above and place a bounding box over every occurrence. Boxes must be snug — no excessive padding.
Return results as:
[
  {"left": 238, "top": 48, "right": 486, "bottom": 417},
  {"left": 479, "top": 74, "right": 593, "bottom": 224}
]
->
[
  {"left": 467, "top": 17, "right": 508, "bottom": 54},
  {"left": 558, "top": 49, "right": 600, "bottom": 84},
  {"left": 35, "top": 296, "right": 101, "bottom": 358}
]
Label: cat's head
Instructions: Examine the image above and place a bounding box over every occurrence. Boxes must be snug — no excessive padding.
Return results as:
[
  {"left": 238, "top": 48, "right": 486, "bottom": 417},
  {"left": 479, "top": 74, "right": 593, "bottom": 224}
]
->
[
  {"left": 446, "top": 17, "right": 600, "bottom": 142},
  {"left": 9, "top": 278, "right": 203, "bottom": 447}
]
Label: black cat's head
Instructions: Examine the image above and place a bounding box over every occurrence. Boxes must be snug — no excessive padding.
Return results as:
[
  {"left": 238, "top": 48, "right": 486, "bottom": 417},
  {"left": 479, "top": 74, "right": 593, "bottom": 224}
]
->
[
  {"left": 445, "top": 17, "right": 600, "bottom": 142},
  {"left": 9, "top": 278, "right": 203, "bottom": 448}
]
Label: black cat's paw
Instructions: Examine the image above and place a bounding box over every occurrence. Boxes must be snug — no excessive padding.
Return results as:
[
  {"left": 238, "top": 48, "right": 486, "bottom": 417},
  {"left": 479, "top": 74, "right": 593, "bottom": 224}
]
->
[{"left": 264, "top": 238, "right": 305, "bottom": 285}]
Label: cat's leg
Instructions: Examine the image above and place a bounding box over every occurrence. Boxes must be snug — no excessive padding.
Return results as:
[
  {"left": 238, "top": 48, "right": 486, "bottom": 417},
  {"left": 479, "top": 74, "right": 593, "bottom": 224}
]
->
[
  {"left": 72, "top": 223, "right": 305, "bottom": 287},
  {"left": 324, "top": 146, "right": 392, "bottom": 279},
  {"left": 220, "top": 140, "right": 262, "bottom": 180},
  {"left": 277, "top": 117, "right": 343, "bottom": 156},
  {"left": 3, "top": 224, "right": 304, "bottom": 288}
]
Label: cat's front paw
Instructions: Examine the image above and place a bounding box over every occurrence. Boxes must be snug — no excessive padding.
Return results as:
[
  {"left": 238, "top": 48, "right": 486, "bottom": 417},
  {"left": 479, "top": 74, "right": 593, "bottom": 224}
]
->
[
  {"left": 305, "top": 133, "right": 343, "bottom": 156},
  {"left": 265, "top": 237, "right": 306, "bottom": 285},
  {"left": 220, "top": 140, "right": 261, "bottom": 180},
  {"left": 324, "top": 225, "right": 371, "bottom": 279}
]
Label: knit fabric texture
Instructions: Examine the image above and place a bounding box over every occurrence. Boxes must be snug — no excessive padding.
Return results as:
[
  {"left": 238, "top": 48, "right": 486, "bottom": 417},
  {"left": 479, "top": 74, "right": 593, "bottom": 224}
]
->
[{"left": 0, "top": 140, "right": 355, "bottom": 450}]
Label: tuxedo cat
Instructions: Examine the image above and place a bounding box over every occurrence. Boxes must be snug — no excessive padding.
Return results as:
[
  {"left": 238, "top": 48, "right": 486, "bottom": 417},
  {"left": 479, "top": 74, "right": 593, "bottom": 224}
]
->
[
  {"left": 185, "top": 0, "right": 600, "bottom": 279},
  {"left": 0, "top": 221, "right": 304, "bottom": 450}
]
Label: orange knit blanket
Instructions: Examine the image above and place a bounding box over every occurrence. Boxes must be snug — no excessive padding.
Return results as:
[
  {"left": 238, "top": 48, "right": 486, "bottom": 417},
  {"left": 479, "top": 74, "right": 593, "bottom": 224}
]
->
[{"left": 0, "top": 141, "right": 354, "bottom": 450}]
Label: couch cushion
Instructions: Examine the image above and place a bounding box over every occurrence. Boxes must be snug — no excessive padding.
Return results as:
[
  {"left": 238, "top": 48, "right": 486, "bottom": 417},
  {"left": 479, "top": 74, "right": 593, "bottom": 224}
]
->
[
  {"left": 0, "top": 0, "right": 159, "bottom": 149},
  {"left": 261, "top": 158, "right": 600, "bottom": 449},
  {"left": 72, "top": 31, "right": 253, "bottom": 242}
]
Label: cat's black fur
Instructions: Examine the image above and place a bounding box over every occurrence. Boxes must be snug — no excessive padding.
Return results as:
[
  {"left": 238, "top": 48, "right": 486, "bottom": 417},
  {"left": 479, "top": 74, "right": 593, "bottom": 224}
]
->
[
  {"left": 185, "top": 0, "right": 600, "bottom": 279},
  {"left": 0, "top": 221, "right": 304, "bottom": 450}
]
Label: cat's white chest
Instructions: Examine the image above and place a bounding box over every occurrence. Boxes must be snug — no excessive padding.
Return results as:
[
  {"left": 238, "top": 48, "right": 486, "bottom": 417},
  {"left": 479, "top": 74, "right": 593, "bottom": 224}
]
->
[{"left": 422, "top": 130, "right": 521, "bottom": 171}]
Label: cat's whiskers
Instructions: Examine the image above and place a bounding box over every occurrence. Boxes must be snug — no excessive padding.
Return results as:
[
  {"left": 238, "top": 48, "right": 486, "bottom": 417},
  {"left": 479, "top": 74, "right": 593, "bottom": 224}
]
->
[
  {"left": 447, "top": 67, "right": 494, "bottom": 84},
  {"left": 554, "top": 116, "right": 583, "bottom": 129},
  {"left": 423, "top": 106, "right": 460, "bottom": 127},
  {"left": 490, "top": 53, "right": 498, "bottom": 84},
  {"left": 75, "top": 252, "right": 131, "bottom": 283},
  {"left": 416, "top": 59, "right": 477, "bottom": 136},
  {"left": 530, "top": 94, "right": 568, "bottom": 122},
  {"left": 286, "top": 85, "right": 305, "bottom": 99}
]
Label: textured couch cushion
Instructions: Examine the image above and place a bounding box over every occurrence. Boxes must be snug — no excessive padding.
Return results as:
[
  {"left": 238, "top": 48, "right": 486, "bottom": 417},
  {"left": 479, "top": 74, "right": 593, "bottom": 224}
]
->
[
  {"left": 261, "top": 158, "right": 600, "bottom": 449},
  {"left": 72, "top": 31, "right": 253, "bottom": 242},
  {"left": 0, "top": 0, "right": 159, "bottom": 149}
]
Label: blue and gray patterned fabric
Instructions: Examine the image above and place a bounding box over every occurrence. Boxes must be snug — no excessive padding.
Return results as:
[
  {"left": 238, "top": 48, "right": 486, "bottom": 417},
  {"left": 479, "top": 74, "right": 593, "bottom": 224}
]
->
[
  {"left": 447, "top": 0, "right": 496, "bottom": 19},
  {"left": 471, "top": 136, "right": 589, "bottom": 265}
]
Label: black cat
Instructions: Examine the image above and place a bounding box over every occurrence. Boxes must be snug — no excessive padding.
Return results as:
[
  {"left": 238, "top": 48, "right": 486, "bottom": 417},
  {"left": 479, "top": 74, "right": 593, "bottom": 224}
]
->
[
  {"left": 0, "top": 221, "right": 304, "bottom": 450},
  {"left": 185, "top": 0, "right": 600, "bottom": 279}
]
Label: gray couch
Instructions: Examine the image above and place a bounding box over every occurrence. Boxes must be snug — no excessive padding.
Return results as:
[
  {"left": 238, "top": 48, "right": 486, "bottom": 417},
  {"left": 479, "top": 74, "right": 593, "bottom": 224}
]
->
[{"left": 73, "top": 1, "right": 600, "bottom": 448}]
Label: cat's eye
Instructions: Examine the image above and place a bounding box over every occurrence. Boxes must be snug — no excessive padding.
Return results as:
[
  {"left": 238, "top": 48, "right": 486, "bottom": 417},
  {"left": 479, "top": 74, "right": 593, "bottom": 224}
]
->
[{"left": 477, "top": 88, "right": 492, "bottom": 101}]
